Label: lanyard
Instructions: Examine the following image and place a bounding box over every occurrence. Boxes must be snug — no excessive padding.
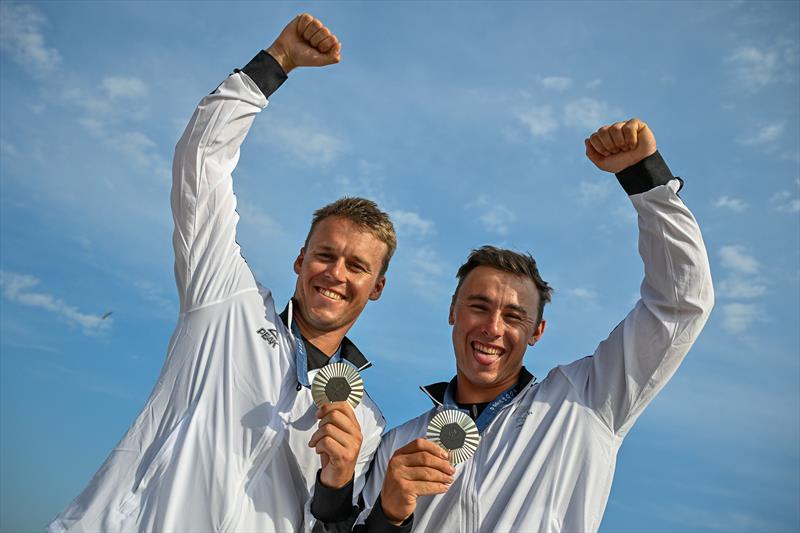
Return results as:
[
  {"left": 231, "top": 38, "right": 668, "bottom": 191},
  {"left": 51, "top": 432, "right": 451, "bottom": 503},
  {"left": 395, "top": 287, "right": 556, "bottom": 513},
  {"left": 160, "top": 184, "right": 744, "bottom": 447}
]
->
[
  {"left": 289, "top": 306, "right": 342, "bottom": 389},
  {"left": 443, "top": 378, "right": 529, "bottom": 434}
]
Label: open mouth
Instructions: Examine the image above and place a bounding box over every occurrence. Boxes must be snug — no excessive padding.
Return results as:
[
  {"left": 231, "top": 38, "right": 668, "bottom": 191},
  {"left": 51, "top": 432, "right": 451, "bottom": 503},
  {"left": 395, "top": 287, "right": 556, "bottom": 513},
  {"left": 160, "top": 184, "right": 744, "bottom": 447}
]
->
[
  {"left": 316, "top": 286, "right": 346, "bottom": 301},
  {"left": 471, "top": 340, "right": 504, "bottom": 365}
]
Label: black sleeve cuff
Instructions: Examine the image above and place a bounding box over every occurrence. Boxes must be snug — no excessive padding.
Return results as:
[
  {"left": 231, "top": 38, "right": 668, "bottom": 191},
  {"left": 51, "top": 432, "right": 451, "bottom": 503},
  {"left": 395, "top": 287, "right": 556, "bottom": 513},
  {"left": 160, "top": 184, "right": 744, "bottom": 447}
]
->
[
  {"left": 311, "top": 470, "right": 356, "bottom": 523},
  {"left": 615, "top": 150, "right": 681, "bottom": 195},
  {"left": 236, "top": 49, "right": 288, "bottom": 98},
  {"left": 363, "top": 496, "right": 413, "bottom": 533}
]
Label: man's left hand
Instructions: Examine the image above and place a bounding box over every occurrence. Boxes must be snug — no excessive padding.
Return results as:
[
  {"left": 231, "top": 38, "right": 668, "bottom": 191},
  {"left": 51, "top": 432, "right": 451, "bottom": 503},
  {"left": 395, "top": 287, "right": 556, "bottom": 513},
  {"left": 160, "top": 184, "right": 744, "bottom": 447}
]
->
[
  {"left": 308, "top": 402, "right": 363, "bottom": 489},
  {"left": 585, "top": 118, "right": 657, "bottom": 173}
]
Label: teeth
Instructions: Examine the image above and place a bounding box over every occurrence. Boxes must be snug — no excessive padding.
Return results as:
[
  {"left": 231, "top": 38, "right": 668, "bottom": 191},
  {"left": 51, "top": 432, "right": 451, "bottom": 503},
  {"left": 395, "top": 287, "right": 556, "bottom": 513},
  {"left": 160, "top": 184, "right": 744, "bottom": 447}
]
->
[
  {"left": 473, "top": 342, "right": 503, "bottom": 356},
  {"left": 319, "top": 288, "right": 343, "bottom": 300}
]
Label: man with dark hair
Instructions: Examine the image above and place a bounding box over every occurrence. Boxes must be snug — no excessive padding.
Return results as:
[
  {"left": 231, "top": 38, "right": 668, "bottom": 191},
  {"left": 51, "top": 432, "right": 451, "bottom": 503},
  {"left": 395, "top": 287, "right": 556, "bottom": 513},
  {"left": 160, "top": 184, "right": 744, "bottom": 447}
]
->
[
  {"left": 49, "top": 14, "right": 394, "bottom": 533},
  {"left": 312, "top": 119, "right": 714, "bottom": 532}
]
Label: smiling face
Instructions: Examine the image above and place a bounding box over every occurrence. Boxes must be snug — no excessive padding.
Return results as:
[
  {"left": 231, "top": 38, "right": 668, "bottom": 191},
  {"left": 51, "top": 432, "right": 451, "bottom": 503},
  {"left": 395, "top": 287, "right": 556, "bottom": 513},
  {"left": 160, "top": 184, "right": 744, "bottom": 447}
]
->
[
  {"left": 292, "top": 216, "right": 387, "bottom": 347},
  {"left": 449, "top": 266, "right": 546, "bottom": 403}
]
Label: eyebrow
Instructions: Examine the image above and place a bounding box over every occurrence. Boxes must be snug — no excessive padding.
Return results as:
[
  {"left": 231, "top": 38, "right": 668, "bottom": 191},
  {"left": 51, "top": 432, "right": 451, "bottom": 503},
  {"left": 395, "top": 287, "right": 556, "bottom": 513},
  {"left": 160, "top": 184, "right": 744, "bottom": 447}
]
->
[{"left": 465, "top": 294, "right": 529, "bottom": 317}]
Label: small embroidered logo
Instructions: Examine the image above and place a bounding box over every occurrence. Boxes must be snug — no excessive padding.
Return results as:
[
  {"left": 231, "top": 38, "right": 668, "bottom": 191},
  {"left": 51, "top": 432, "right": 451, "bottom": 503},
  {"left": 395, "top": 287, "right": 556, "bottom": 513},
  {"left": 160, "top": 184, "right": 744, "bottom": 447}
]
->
[
  {"left": 256, "top": 327, "right": 279, "bottom": 348},
  {"left": 515, "top": 410, "right": 534, "bottom": 428}
]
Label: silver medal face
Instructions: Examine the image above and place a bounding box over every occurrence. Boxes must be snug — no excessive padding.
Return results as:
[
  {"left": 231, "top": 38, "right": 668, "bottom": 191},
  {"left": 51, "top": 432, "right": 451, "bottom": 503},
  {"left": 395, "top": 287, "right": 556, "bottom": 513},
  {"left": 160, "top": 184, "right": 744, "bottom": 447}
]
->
[
  {"left": 426, "top": 409, "right": 480, "bottom": 464},
  {"left": 311, "top": 362, "right": 364, "bottom": 409}
]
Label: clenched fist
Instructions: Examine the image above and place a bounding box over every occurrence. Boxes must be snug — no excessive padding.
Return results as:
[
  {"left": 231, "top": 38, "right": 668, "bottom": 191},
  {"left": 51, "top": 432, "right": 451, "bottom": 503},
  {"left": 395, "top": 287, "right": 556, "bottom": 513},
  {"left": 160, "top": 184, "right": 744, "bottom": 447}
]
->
[
  {"left": 267, "top": 13, "right": 342, "bottom": 74},
  {"left": 585, "top": 118, "right": 657, "bottom": 174},
  {"left": 380, "top": 438, "right": 455, "bottom": 525},
  {"left": 308, "top": 402, "right": 362, "bottom": 489}
]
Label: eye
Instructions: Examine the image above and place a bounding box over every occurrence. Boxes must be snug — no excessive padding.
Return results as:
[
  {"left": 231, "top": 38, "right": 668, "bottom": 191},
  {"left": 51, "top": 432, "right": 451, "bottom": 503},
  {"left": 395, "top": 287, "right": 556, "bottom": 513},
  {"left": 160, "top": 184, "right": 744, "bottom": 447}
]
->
[
  {"left": 315, "top": 252, "right": 334, "bottom": 261},
  {"left": 468, "top": 304, "right": 488, "bottom": 312},
  {"left": 505, "top": 314, "right": 523, "bottom": 323},
  {"left": 348, "top": 262, "right": 368, "bottom": 273}
]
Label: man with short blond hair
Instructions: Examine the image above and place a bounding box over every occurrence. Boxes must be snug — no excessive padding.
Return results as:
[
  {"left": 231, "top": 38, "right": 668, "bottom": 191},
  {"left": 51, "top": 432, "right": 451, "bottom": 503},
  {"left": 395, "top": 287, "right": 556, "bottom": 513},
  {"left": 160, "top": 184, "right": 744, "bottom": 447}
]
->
[{"left": 49, "top": 14, "right": 393, "bottom": 533}]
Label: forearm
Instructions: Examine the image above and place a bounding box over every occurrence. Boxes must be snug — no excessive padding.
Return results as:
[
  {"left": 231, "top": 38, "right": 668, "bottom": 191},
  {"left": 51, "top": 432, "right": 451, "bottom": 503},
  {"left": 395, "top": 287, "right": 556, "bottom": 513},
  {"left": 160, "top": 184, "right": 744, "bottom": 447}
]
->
[{"left": 171, "top": 52, "right": 286, "bottom": 310}]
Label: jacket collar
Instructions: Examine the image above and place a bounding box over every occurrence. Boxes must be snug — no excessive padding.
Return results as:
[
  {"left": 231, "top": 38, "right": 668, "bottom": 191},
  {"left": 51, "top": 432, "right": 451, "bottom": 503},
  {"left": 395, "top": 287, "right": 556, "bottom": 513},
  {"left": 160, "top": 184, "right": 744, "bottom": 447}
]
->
[
  {"left": 279, "top": 300, "right": 372, "bottom": 372},
  {"left": 420, "top": 367, "right": 535, "bottom": 406}
]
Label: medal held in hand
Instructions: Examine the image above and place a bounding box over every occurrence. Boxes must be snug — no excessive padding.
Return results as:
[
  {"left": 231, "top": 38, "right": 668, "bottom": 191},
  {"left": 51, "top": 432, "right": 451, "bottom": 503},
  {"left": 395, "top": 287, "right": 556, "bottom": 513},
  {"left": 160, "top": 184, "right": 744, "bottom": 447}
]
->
[
  {"left": 426, "top": 409, "right": 480, "bottom": 464},
  {"left": 311, "top": 362, "right": 364, "bottom": 409}
]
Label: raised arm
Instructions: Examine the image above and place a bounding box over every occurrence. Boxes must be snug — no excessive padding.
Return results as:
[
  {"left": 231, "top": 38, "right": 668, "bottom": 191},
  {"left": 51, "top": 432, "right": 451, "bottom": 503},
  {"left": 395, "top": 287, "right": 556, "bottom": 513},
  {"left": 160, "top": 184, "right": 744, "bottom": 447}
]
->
[
  {"left": 561, "top": 118, "right": 714, "bottom": 436},
  {"left": 171, "top": 14, "right": 341, "bottom": 312}
]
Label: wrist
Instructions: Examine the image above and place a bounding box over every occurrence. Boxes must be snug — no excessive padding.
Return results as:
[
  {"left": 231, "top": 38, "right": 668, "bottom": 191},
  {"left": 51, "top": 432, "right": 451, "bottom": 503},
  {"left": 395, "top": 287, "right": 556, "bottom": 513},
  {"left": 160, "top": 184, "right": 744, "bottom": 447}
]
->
[
  {"left": 379, "top": 496, "right": 410, "bottom": 525},
  {"left": 266, "top": 44, "right": 295, "bottom": 74},
  {"left": 319, "top": 468, "right": 351, "bottom": 490}
]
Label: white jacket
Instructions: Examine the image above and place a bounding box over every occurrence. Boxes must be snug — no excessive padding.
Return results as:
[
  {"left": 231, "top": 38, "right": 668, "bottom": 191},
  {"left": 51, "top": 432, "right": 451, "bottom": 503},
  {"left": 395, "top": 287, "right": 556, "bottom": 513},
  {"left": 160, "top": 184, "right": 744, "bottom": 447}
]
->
[
  {"left": 48, "top": 63, "right": 385, "bottom": 533},
  {"left": 358, "top": 177, "right": 713, "bottom": 533}
]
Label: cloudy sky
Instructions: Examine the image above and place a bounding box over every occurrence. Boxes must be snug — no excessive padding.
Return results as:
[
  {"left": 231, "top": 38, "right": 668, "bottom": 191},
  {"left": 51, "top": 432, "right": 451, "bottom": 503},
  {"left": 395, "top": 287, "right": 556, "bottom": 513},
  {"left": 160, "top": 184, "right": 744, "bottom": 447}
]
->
[{"left": 1, "top": 1, "right": 798, "bottom": 531}]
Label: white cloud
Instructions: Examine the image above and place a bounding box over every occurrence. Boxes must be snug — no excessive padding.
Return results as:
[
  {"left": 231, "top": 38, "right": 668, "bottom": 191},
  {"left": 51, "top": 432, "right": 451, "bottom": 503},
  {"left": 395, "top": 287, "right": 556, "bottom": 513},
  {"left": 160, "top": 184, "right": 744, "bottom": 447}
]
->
[
  {"left": 0, "top": 2, "right": 61, "bottom": 73},
  {"left": 237, "top": 200, "right": 285, "bottom": 239},
  {"left": 133, "top": 280, "right": 176, "bottom": 317},
  {"left": 737, "top": 122, "right": 785, "bottom": 146},
  {"left": 713, "top": 195, "right": 749, "bottom": 212},
  {"left": 567, "top": 287, "right": 597, "bottom": 300},
  {"left": 541, "top": 76, "right": 573, "bottom": 91},
  {"left": 720, "top": 302, "right": 761, "bottom": 334},
  {"left": 577, "top": 180, "right": 612, "bottom": 205},
  {"left": 770, "top": 190, "right": 800, "bottom": 213},
  {"left": 719, "top": 245, "right": 759, "bottom": 274},
  {"left": 516, "top": 105, "right": 558, "bottom": 137},
  {"left": 726, "top": 46, "right": 780, "bottom": 91},
  {"left": 407, "top": 246, "right": 450, "bottom": 299},
  {"left": 102, "top": 76, "right": 148, "bottom": 100},
  {"left": 390, "top": 210, "right": 434, "bottom": 238},
  {"left": 586, "top": 79, "right": 602, "bottom": 89},
  {"left": 259, "top": 118, "right": 345, "bottom": 166},
  {"left": 0, "top": 271, "right": 110, "bottom": 334},
  {"left": 717, "top": 276, "right": 767, "bottom": 299},
  {"left": 563, "top": 97, "right": 619, "bottom": 132},
  {"left": 466, "top": 195, "right": 516, "bottom": 235}
]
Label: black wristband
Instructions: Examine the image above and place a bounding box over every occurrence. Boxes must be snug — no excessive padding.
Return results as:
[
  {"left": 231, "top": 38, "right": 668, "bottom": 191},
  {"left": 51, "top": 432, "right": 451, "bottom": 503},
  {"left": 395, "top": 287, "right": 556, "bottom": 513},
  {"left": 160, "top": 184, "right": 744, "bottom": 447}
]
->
[
  {"left": 363, "top": 496, "right": 413, "bottom": 533},
  {"left": 311, "top": 470, "right": 356, "bottom": 523},
  {"left": 615, "top": 150, "right": 681, "bottom": 195},
  {"left": 236, "top": 49, "right": 288, "bottom": 98}
]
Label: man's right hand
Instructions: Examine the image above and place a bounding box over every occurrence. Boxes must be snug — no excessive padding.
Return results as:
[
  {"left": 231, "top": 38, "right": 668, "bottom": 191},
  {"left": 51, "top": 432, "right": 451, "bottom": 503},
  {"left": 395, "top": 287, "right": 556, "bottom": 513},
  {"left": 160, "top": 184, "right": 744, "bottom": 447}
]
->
[
  {"left": 267, "top": 13, "right": 341, "bottom": 74},
  {"left": 379, "top": 438, "right": 455, "bottom": 525}
]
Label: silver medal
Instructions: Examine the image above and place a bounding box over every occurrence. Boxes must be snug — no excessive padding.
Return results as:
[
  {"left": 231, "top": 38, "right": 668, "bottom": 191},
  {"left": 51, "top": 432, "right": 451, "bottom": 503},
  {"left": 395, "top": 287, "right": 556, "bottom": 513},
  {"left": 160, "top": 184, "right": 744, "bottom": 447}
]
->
[
  {"left": 426, "top": 409, "right": 480, "bottom": 464},
  {"left": 311, "top": 362, "right": 364, "bottom": 409}
]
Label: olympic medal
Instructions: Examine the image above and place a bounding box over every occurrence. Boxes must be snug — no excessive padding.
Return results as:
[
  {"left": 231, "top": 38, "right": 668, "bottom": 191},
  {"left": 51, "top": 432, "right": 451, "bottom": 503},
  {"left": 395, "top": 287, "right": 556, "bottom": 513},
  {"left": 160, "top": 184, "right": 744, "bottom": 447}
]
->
[
  {"left": 311, "top": 362, "right": 364, "bottom": 409},
  {"left": 426, "top": 409, "right": 480, "bottom": 464}
]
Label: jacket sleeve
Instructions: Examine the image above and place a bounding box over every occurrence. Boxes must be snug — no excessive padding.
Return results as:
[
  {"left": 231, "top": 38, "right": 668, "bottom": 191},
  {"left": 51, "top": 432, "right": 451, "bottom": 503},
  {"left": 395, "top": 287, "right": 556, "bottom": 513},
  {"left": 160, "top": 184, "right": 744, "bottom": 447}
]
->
[
  {"left": 171, "top": 51, "right": 285, "bottom": 312},
  {"left": 559, "top": 151, "right": 715, "bottom": 437}
]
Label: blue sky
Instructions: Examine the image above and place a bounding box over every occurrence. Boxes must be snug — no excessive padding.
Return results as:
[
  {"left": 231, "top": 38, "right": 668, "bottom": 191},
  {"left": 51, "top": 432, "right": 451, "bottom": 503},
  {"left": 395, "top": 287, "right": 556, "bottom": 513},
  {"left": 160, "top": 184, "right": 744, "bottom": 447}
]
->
[{"left": 1, "top": 1, "right": 798, "bottom": 531}]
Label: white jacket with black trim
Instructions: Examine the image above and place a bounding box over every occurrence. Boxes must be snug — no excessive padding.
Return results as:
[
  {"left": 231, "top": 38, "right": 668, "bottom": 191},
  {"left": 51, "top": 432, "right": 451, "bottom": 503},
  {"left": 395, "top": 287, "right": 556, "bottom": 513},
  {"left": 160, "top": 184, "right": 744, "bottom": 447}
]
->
[
  {"left": 355, "top": 157, "right": 714, "bottom": 533},
  {"left": 47, "top": 51, "right": 385, "bottom": 533}
]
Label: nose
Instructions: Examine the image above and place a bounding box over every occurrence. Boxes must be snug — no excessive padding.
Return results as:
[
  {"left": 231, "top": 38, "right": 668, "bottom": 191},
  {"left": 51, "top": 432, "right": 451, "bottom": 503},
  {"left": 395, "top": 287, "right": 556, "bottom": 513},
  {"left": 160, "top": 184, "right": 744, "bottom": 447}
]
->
[
  {"left": 325, "top": 257, "right": 347, "bottom": 283},
  {"left": 481, "top": 311, "right": 503, "bottom": 338}
]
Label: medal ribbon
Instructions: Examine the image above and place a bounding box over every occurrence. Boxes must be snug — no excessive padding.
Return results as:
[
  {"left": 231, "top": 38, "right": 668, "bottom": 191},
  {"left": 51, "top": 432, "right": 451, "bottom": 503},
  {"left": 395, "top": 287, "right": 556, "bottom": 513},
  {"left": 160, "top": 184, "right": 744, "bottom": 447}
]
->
[
  {"left": 443, "top": 377, "right": 532, "bottom": 434},
  {"left": 289, "top": 302, "right": 343, "bottom": 389}
]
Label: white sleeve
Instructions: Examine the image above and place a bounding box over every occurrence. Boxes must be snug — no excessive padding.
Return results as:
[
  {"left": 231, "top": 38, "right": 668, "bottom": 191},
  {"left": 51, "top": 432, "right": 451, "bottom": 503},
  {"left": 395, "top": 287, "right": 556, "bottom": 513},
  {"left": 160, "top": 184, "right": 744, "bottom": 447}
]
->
[
  {"left": 559, "top": 177, "right": 714, "bottom": 436},
  {"left": 171, "top": 71, "right": 267, "bottom": 312}
]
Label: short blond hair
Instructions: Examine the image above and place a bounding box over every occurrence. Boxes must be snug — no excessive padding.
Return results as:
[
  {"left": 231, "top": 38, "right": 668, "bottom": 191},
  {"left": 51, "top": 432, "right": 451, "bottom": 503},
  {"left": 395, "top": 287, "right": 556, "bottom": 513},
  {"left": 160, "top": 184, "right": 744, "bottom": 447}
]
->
[{"left": 305, "top": 197, "right": 397, "bottom": 277}]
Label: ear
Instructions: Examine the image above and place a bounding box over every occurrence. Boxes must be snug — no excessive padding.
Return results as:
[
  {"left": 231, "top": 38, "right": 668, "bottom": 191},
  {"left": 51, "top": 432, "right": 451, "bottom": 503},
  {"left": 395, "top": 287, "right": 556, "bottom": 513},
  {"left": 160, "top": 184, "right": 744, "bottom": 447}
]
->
[
  {"left": 368, "top": 276, "right": 386, "bottom": 301},
  {"left": 293, "top": 248, "right": 306, "bottom": 275},
  {"left": 528, "top": 319, "right": 546, "bottom": 346},
  {"left": 448, "top": 296, "right": 456, "bottom": 325}
]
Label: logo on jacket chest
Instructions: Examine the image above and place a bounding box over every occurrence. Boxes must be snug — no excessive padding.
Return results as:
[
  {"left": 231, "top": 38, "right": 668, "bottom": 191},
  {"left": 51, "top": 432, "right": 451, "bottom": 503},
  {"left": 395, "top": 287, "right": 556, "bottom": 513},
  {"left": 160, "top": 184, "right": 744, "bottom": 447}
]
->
[{"left": 256, "top": 327, "right": 279, "bottom": 348}]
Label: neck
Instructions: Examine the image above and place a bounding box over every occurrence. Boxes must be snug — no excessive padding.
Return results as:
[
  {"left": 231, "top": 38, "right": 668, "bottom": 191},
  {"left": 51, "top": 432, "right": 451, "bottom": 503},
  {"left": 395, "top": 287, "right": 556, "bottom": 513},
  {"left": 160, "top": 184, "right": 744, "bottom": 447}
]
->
[
  {"left": 455, "top": 371, "right": 519, "bottom": 404},
  {"left": 292, "top": 306, "right": 346, "bottom": 357}
]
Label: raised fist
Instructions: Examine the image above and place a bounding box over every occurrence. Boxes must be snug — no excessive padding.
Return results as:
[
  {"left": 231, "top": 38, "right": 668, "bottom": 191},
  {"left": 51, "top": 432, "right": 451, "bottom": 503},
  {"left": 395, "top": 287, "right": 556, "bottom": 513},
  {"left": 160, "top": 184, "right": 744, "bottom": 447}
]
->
[
  {"left": 585, "top": 118, "right": 657, "bottom": 174},
  {"left": 267, "top": 13, "right": 342, "bottom": 74}
]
